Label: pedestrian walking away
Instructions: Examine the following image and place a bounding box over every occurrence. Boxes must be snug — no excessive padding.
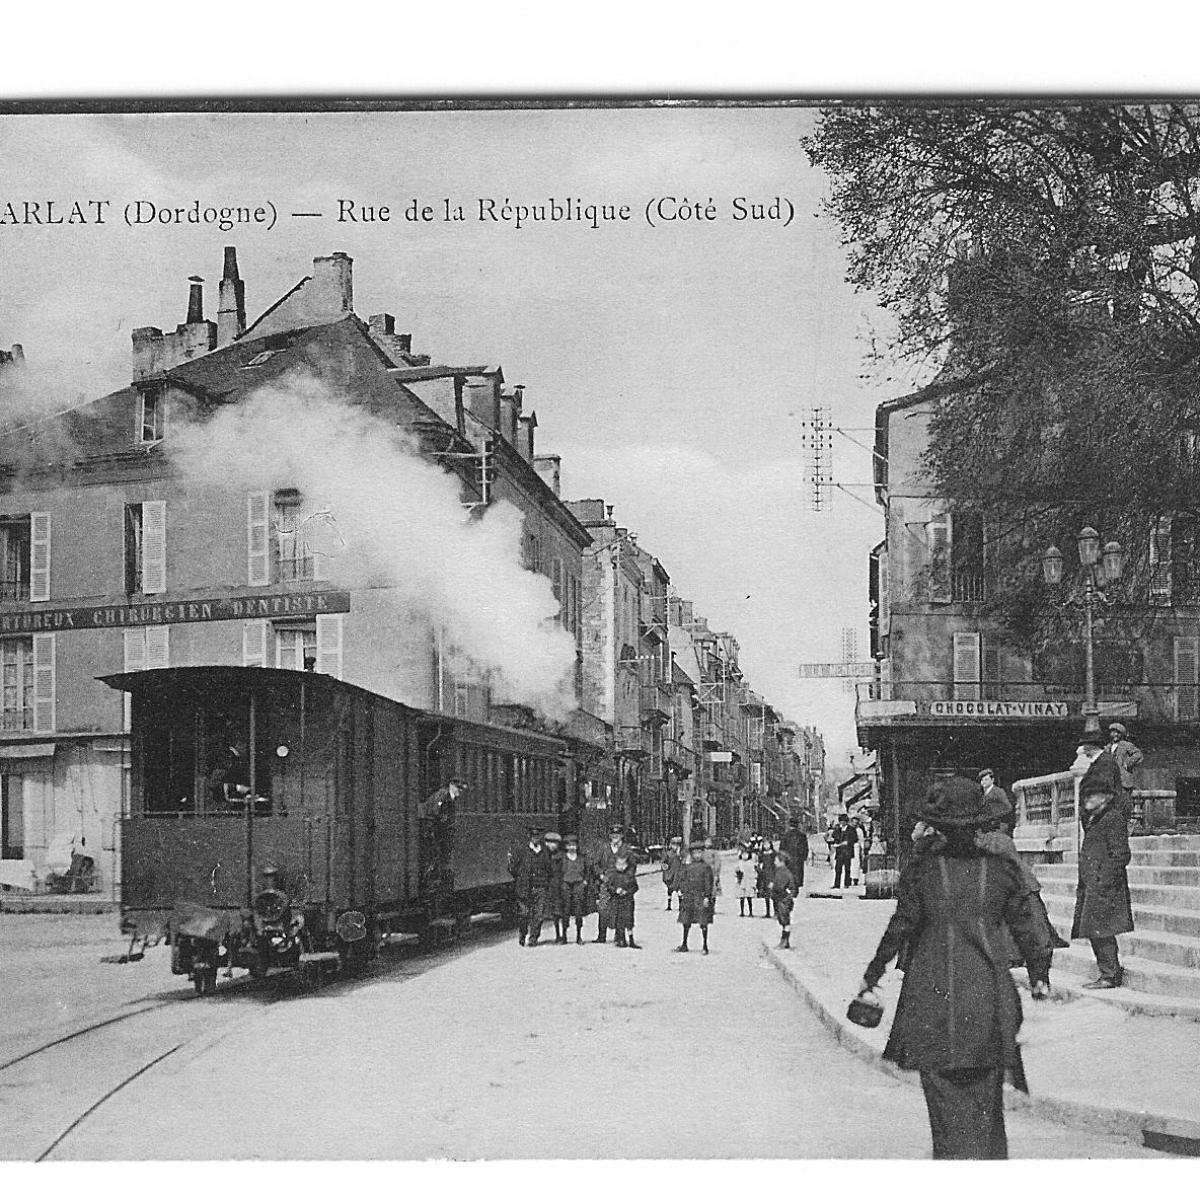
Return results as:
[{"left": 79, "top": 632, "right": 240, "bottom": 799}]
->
[
  {"left": 543, "top": 830, "right": 567, "bottom": 944},
  {"left": 508, "top": 825, "right": 555, "bottom": 947},
  {"left": 1072, "top": 772, "right": 1134, "bottom": 988},
  {"left": 855, "top": 777, "right": 1051, "bottom": 1160},
  {"left": 602, "top": 850, "right": 641, "bottom": 948},
  {"left": 830, "top": 813, "right": 858, "bottom": 889},
  {"left": 780, "top": 820, "right": 808, "bottom": 890},
  {"left": 772, "top": 857, "right": 797, "bottom": 949},
  {"left": 756, "top": 838, "right": 776, "bottom": 918},
  {"left": 734, "top": 845, "right": 757, "bottom": 916},
  {"left": 559, "top": 833, "right": 591, "bottom": 944},
  {"left": 662, "top": 835, "right": 683, "bottom": 911},
  {"left": 675, "top": 839, "right": 715, "bottom": 954}
]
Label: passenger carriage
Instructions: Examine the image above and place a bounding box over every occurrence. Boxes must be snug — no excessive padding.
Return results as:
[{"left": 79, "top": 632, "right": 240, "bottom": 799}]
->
[{"left": 106, "top": 665, "right": 567, "bottom": 992}]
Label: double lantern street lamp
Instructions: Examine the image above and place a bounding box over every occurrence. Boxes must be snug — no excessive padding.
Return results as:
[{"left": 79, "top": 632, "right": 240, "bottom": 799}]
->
[{"left": 1042, "top": 527, "right": 1126, "bottom": 737}]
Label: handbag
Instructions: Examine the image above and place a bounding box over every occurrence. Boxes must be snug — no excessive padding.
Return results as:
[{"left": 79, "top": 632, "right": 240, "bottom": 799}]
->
[{"left": 846, "top": 990, "right": 884, "bottom": 1029}]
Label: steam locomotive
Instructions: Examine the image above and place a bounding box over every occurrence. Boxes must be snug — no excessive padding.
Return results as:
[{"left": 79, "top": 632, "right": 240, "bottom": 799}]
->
[{"left": 107, "top": 666, "right": 571, "bottom": 993}]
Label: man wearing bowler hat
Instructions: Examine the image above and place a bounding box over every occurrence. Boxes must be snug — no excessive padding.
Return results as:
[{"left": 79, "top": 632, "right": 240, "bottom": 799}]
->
[{"left": 508, "top": 824, "right": 554, "bottom": 947}]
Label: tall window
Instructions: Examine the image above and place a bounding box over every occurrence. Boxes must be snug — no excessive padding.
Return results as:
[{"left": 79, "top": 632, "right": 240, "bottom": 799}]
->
[
  {"left": 124, "top": 502, "right": 167, "bottom": 595},
  {"left": 0, "top": 517, "right": 31, "bottom": 601},
  {"left": 276, "top": 623, "right": 317, "bottom": 671},
  {"left": 1, "top": 776, "right": 22, "bottom": 859},
  {"left": 137, "top": 387, "right": 165, "bottom": 444},
  {"left": 0, "top": 638, "right": 34, "bottom": 732}
]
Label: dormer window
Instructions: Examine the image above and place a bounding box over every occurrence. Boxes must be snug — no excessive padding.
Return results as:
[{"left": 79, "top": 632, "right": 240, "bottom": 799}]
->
[{"left": 138, "top": 387, "right": 165, "bottom": 444}]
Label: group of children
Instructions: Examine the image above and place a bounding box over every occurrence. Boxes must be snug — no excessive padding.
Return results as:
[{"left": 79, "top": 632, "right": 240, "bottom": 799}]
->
[{"left": 513, "top": 825, "right": 802, "bottom": 953}]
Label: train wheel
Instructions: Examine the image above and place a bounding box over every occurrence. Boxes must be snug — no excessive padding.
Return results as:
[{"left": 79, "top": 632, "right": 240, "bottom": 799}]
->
[{"left": 193, "top": 966, "right": 217, "bottom": 996}]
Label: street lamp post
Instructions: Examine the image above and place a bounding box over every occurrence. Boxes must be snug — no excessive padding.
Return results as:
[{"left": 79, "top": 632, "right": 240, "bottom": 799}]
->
[{"left": 1042, "top": 526, "right": 1125, "bottom": 737}]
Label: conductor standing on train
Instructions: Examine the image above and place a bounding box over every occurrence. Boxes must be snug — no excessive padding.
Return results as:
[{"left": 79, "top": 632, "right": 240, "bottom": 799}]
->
[{"left": 419, "top": 777, "right": 462, "bottom": 890}]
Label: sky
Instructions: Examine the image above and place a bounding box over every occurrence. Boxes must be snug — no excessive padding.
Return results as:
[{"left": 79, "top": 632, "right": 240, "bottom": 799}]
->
[{"left": 0, "top": 106, "right": 918, "bottom": 762}]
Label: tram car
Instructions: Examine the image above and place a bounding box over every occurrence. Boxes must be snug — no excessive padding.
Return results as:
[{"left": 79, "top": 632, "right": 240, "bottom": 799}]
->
[{"left": 106, "top": 666, "right": 569, "bottom": 993}]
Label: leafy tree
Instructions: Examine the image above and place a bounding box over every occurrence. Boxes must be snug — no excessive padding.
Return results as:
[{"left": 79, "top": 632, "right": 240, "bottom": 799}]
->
[{"left": 805, "top": 102, "right": 1200, "bottom": 656}]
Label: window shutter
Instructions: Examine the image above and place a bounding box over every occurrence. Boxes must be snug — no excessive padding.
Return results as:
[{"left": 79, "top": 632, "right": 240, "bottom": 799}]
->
[
  {"left": 140, "top": 501, "right": 167, "bottom": 594},
  {"left": 247, "top": 491, "right": 270, "bottom": 586},
  {"left": 551, "top": 557, "right": 563, "bottom": 624},
  {"left": 878, "top": 656, "right": 893, "bottom": 701},
  {"left": 123, "top": 629, "right": 147, "bottom": 672},
  {"left": 145, "top": 626, "right": 170, "bottom": 670},
  {"left": 1175, "top": 635, "right": 1199, "bottom": 721},
  {"left": 242, "top": 620, "right": 268, "bottom": 667},
  {"left": 983, "top": 642, "right": 1002, "bottom": 700},
  {"left": 32, "top": 633, "right": 55, "bottom": 733},
  {"left": 952, "top": 631, "right": 981, "bottom": 701},
  {"left": 879, "top": 549, "right": 891, "bottom": 635},
  {"left": 30, "top": 512, "right": 51, "bottom": 602},
  {"left": 928, "top": 512, "right": 952, "bottom": 603},
  {"left": 316, "top": 614, "right": 343, "bottom": 679},
  {"left": 1151, "top": 517, "right": 1173, "bottom": 605}
]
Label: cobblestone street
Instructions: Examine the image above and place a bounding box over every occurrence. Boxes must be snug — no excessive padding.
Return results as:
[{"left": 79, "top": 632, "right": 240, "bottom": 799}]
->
[{"left": 6, "top": 870, "right": 1155, "bottom": 1160}]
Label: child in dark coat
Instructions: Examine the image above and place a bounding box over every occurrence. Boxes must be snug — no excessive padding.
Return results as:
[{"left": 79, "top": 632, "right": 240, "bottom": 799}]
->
[
  {"left": 675, "top": 840, "right": 715, "bottom": 954},
  {"left": 603, "top": 853, "right": 641, "bottom": 949},
  {"left": 559, "top": 833, "right": 590, "bottom": 944},
  {"left": 772, "top": 857, "right": 797, "bottom": 948}
]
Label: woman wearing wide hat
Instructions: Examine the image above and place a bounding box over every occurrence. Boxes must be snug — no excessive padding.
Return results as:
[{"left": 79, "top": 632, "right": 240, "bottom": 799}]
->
[{"left": 856, "top": 776, "right": 1051, "bottom": 1159}]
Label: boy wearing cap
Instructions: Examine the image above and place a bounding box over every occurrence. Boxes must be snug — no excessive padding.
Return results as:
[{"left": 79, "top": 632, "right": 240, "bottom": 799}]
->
[
  {"left": 508, "top": 825, "right": 554, "bottom": 947},
  {"left": 674, "top": 840, "right": 715, "bottom": 954},
  {"left": 604, "top": 850, "right": 641, "bottom": 949},
  {"left": 560, "top": 833, "right": 590, "bottom": 944},
  {"left": 1072, "top": 776, "right": 1134, "bottom": 988},
  {"left": 662, "top": 836, "right": 683, "bottom": 910},
  {"left": 543, "top": 831, "right": 567, "bottom": 944}
]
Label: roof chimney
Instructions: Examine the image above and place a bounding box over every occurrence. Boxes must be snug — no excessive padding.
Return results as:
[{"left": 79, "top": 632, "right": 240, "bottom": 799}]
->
[
  {"left": 186, "top": 276, "right": 205, "bottom": 325},
  {"left": 217, "top": 247, "right": 246, "bottom": 346}
]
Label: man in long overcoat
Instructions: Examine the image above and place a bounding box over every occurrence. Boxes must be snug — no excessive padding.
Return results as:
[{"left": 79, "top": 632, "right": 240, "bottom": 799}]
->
[
  {"left": 591, "top": 825, "right": 631, "bottom": 943},
  {"left": 1071, "top": 774, "right": 1134, "bottom": 988},
  {"left": 780, "top": 820, "right": 809, "bottom": 889}
]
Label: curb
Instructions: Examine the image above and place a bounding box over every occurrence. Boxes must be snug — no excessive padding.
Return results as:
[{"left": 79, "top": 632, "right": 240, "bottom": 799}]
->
[
  {"left": 762, "top": 938, "right": 1200, "bottom": 1155},
  {"left": 0, "top": 898, "right": 118, "bottom": 915}
]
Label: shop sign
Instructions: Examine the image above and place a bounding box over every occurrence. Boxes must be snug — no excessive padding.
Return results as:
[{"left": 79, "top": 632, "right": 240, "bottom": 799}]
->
[
  {"left": 927, "top": 700, "right": 1068, "bottom": 719},
  {"left": 0, "top": 590, "right": 351, "bottom": 634}
]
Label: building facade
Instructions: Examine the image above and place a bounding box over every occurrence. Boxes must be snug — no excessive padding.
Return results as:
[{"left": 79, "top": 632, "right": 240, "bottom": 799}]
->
[{"left": 859, "top": 378, "right": 1200, "bottom": 855}]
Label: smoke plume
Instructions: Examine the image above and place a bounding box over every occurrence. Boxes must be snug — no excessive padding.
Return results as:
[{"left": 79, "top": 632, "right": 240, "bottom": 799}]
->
[{"left": 168, "top": 372, "right": 578, "bottom": 719}]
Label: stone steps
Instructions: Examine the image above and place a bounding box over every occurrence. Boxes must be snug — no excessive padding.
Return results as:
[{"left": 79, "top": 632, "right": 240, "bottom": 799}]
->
[
  {"left": 1034, "top": 833, "right": 1200, "bottom": 1015},
  {"left": 1040, "top": 863, "right": 1200, "bottom": 888},
  {"left": 1048, "top": 943, "right": 1200, "bottom": 1001},
  {"left": 1041, "top": 892, "right": 1200, "bottom": 941}
]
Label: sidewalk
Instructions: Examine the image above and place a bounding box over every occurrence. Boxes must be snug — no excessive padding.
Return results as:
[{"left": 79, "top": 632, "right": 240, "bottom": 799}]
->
[{"left": 765, "top": 884, "right": 1200, "bottom": 1154}]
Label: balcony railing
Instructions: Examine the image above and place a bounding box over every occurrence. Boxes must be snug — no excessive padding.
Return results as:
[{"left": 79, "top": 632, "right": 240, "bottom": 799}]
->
[
  {"left": 0, "top": 579, "right": 30, "bottom": 602},
  {"left": 0, "top": 709, "right": 35, "bottom": 732},
  {"left": 951, "top": 570, "right": 986, "bottom": 603}
]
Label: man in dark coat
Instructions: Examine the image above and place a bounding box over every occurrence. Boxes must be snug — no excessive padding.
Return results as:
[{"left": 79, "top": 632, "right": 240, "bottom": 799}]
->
[
  {"left": 591, "top": 824, "right": 631, "bottom": 943},
  {"left": 830, "top": 814, "right": 858, "bottom": 889},
  {"left": 508, "top": 825, "right": 555, "bottom": 947},
  {"left": 977, "top": 769, "right": 1015, "bottom": 836},
  {"left": 780, "top": 820, "right": 809, "bottom": 889},
  {"left": 1072, "top": 774, "right": 1134, "bottom": 987},
  {"left": 419, "top": 778, "right": 463, "bottom": 889},
  {"left": 858, "top": 777, "right": 1049, "bottom": 1159},
  {"left": 1076, "top": 732, "right": 1126, "bottom": 820},
  {"left": 1107, "top": 722, "right": 1144, "bottom": 823}
]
